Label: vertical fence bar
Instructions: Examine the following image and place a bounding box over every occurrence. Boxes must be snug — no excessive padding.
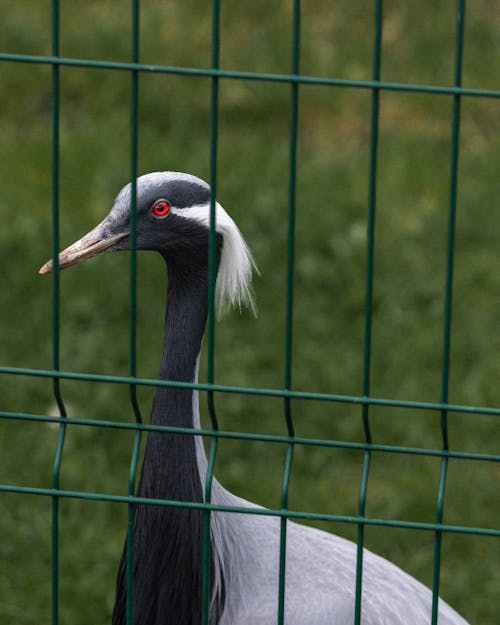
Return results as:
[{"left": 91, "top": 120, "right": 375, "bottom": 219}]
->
[
  {"left": 355, "top": 2, "right": 383, "bottom": 623},
  {"left": 126, "top": 2, "right": 143, "bottom": 624},
  {"left": 277, "top": 2, "right": 300, "bottom": 623},
  {"left": 202, "top": 1, "right": 221, "bottom": 622},
  {"left": 50, "top": 2, "right": 68, "bottom": 624},
  {"left": 432, "top": 1, "right": 465, "bottom": 622}
]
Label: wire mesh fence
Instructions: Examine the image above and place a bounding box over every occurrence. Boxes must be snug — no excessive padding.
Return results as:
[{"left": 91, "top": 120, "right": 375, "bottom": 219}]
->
[{"left": 1, "top": 1, "right": 499, "bottom": 624}]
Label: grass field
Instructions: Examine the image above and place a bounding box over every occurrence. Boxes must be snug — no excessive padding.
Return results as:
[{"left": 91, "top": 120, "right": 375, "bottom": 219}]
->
[{"left": 1, "top": 2, "right": 499, "bottom": 624}]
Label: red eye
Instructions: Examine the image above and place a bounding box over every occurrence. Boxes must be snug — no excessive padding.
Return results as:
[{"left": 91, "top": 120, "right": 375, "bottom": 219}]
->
[{"left": 152, "top": 199, "right": 170, "bottom": 218}]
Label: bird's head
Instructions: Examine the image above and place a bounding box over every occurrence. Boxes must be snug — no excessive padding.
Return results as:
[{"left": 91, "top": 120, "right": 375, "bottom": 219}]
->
[{"left": 39, "top": 171, "right": 256, "bottom": 314}]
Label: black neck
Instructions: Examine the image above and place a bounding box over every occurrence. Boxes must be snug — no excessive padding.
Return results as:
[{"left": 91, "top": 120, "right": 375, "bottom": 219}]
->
[
  {"left": 139, "top": 258, "right": 209, "bottom": 499},
  {"left": 112, "top": 250, "right": 222, "bottom": 625}
]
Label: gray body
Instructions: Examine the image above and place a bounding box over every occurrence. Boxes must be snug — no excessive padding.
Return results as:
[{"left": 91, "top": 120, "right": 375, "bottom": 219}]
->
[{"left": 194, "top": 396, "right": 469, "bottom": 625}]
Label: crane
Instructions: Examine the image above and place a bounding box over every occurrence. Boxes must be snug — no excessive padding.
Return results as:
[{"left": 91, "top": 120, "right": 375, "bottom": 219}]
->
[{"left": 40, "top": 171, "right": 469, "bottom": 625}]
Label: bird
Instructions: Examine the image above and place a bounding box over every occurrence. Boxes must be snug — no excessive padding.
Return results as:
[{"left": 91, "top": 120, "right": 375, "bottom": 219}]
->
[{"left": 40, "top": 171, "right": 469, "bottom": 625}]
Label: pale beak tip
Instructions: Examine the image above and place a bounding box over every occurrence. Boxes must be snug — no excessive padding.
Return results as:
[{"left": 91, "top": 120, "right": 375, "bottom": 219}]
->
[{"left": 39, "top": 260, "right": 53, "bottom": 275}]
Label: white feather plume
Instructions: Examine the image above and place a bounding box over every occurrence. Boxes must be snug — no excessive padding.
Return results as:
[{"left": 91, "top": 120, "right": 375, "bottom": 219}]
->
[{"left": 172, "top": 201, "right": 258, "bottom": 316}]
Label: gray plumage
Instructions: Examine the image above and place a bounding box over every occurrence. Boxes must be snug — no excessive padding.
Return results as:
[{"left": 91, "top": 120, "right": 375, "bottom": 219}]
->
[{"left": 194, "top": 395, "right": 469, "bottom": 625}]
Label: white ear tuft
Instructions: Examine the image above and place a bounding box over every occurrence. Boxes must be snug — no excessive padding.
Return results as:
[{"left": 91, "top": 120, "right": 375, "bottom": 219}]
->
[
  {"left": 172, "top": 201, "right": 258, "bottom": 316},
  {"left": 213, "top": 202, "right": 258, "bottom": 317}
]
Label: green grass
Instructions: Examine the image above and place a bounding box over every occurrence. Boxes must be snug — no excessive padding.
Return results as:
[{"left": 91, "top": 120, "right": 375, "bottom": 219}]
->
[{"left": 1, "top": 1, "right": 499, "bottom": 624}]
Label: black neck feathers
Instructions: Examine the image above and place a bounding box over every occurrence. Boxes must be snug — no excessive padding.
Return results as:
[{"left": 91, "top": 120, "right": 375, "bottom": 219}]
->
[{"left": 112, "top": 237, "right": 223, "bottom": 625}]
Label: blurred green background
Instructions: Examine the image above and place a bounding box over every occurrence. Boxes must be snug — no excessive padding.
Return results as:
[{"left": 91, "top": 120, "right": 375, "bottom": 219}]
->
[{"left": 1, "top": 1, "right": 499, "bottom": 624}]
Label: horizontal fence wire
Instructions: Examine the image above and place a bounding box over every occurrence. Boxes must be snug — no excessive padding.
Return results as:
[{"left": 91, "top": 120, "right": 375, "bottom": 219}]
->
[
  {"left": 1, "top": 409, "right": 499, "bottom": 464},
  {"left": 1, "top": 2, "right": 499, "bottom": 625},
  {"left": 1, "top": 51, "right": 500, "bottom": 99},
  {"left": 2, "top": 365, "right": 500, "bottom": 417},
  {"left": 1, "top": 482, "right": 498, "bottom": 538}
]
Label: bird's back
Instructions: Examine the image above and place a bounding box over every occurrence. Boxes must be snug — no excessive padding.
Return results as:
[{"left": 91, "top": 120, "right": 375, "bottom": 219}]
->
[{"left": 210, "top": 483, "right": 469, "bottom": 625}]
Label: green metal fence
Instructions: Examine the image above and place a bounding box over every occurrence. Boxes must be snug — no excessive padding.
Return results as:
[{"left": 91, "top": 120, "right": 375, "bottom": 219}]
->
[{"left": 1, "top": 1, "right": 499, "bottom": 624}]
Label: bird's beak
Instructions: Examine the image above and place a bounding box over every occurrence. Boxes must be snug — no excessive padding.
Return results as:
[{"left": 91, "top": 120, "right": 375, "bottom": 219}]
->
[{"left": 39, "top": 220, "right": 127, "bottom": 275}]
